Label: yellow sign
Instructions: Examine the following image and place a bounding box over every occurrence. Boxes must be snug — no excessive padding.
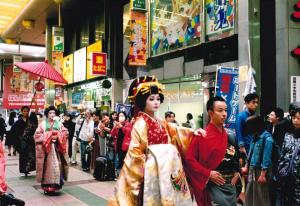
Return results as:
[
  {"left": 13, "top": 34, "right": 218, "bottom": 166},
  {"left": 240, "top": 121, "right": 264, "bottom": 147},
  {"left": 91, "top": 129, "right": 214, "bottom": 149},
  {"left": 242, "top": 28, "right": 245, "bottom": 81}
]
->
[
  {"left": 86, "top": 41, "right": 102, "bottom": 80},
  {"left": 63, "top": 54, "right": 74, "bottom": 84}
]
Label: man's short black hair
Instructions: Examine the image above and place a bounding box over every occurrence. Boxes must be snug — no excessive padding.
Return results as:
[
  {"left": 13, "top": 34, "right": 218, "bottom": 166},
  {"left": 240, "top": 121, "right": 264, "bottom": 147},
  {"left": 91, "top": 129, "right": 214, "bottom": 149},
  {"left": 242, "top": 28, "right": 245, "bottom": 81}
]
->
[
  {"left": 246, "top": 115, "right": 265, "bottom": 134},
  {"left": 165, "top": 111, "right": 175, "bottom": 118},
  {"left": 272, "top": 107, "right": 284, "bottom": 121},
  {"left": 244, "top": 93, "right": 259, "bottom": 103},
  {"left": 21, "top": 106, "right": 30, "bottom": 112},
  {"left": 102, "top": 112, "right": 109, "bottom": 118},
  {"left": 94, "top": 110, "right": 101, "bottom": 117},
  {"left": 206, "top": 96, "right": 226, "bottom": 112}
]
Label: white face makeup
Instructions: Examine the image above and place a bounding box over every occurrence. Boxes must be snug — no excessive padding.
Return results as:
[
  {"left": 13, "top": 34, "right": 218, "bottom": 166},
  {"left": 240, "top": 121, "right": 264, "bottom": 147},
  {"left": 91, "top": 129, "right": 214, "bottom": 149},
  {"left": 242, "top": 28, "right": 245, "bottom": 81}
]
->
[
  {"left": 48, "top": 110, "right": 56, "bottom": 120},
  {"left": 144, "top": 94, "right": 161, "bottom": 115}
]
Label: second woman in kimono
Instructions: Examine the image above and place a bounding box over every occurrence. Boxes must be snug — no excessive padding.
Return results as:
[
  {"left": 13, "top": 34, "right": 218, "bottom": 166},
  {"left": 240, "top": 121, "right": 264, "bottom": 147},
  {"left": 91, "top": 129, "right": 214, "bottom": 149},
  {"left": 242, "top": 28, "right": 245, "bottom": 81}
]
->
[{"left": 34, "top": 106, "right": 69, "bottom": 194}]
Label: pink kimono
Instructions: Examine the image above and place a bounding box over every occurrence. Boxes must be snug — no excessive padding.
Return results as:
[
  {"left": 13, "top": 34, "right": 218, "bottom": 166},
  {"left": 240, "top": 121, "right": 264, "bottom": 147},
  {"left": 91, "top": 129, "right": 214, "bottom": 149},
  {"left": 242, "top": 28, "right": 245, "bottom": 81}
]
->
[
  {"left": 34, "top": 120, "right": 69, "bottom": 193},
  {"left": 0, "top": 142, "right": 7, "bottom": 194}
]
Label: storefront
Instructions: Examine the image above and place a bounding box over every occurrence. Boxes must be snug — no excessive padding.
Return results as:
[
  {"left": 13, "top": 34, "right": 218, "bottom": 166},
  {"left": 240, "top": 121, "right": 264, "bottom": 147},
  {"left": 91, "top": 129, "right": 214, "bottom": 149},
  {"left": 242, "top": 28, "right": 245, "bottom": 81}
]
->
[
  {"left": 159, "top": 74, "right": 215, "bottom": 129},
  {"left": 66, "top": 79, "right": 112, "bottom": 112}
]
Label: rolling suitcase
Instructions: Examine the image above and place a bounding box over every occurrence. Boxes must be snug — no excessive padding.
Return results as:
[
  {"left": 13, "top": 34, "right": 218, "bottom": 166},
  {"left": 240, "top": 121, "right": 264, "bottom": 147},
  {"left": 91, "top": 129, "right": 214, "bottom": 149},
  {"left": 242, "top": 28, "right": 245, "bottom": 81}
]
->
[{"left": 93, "top": 156, "right": 115, "bottom": 181}]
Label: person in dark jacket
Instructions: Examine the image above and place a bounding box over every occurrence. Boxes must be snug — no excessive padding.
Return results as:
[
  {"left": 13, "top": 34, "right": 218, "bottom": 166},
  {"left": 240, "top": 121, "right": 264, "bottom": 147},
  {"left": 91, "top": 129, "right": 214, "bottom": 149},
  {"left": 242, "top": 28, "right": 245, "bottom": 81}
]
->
[
  {"left": 0, "top": 118, "right": 6, "bottom": 141},
  {"left": 10, "top": 106, "right": 31, "bottom": 175},
  {"left": 18, "top": 112, "right": 38, "bottom": 176},
  {"left": 278, "top": 107, "right": 300, "bottom": 205},
  {"left": 63, "top": 113, "right": 75, "bottom": 158},
  {"left": 110, "top": 112, "right": 132, "bottom": 176},
  {"left": 5, "top": 112, "right": 17, "bottom": 156}
]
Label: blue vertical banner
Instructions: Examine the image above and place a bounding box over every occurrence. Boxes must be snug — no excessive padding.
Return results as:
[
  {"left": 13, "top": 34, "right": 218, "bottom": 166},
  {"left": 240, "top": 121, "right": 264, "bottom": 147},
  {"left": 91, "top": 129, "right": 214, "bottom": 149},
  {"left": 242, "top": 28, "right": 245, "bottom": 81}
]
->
[{"left": 216, "top": 67, "right": 239, "bottom": 129}]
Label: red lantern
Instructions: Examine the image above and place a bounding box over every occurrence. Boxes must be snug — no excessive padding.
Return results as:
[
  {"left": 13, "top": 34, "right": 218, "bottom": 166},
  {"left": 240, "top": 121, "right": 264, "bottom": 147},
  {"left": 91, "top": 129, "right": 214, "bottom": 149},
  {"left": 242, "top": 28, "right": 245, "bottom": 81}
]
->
[{"left": 35, "top": 82, "right": 45, "bottom": 92}]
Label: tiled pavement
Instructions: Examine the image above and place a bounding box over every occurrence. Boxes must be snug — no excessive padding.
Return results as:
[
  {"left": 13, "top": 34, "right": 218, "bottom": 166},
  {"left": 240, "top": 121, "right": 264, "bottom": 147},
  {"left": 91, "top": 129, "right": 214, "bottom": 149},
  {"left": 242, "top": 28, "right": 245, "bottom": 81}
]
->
[{"left": 4, "top": 149, "right": 115, "bottom": 206}]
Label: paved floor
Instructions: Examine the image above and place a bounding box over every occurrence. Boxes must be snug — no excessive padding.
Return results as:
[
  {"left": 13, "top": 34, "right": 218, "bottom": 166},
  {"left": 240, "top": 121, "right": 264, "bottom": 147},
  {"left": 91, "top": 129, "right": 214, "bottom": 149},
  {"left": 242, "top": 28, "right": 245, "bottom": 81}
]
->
[{"left": 4, "top": 148, "right": 115, "bottom": 206}]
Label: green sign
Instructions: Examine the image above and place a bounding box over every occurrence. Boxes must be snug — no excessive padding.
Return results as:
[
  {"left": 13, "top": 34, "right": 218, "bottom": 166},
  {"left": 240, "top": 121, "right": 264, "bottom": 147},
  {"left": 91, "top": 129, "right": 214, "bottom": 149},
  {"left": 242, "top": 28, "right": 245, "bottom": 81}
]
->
[
  {"left": 52, "top": 27, "right": 64, "bottom": 52},
  {"left": 132, "top": 0, "right": 146, "bottom": 11}
]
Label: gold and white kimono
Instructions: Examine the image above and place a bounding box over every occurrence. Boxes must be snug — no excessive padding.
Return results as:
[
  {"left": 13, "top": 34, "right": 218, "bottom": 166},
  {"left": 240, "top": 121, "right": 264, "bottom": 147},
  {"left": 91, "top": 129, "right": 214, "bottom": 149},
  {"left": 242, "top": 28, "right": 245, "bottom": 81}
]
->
[{"left": 108, "top": 112, "right": 194, "bottom": 206}]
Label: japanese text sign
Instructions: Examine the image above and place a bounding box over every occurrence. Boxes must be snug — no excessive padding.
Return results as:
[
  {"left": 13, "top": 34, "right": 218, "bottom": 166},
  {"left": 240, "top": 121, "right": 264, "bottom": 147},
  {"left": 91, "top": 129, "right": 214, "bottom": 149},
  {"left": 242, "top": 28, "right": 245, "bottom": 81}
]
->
[{"left": 92, "top": 52, "right": 107, "bottom": 76}]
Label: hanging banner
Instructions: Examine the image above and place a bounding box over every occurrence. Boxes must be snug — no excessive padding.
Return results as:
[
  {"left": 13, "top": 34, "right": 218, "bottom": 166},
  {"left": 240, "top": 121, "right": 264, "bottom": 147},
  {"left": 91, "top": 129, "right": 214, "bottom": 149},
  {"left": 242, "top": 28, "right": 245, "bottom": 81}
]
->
[
  {"left": 205, "top": 0, "right": 235, "bottom": 41},
  {"left": 131, "top": 0, "right": 146, "bottom": 11},
  {"left": 63, "top": 54, "right": 74, "bottom": 84},
  {"left": 150, "top": 0, "right": 203, "bottom": 56},
  {"left": 215, "top": 67, "right": 239, "bottom": 129},
  {"left": 129, "top": 11, "right": 147, "bottom": 66},
  {"left": 52, "top": 27, "right": 64, "bottom": 52},
  {"left": 92, "top": 52, "right": 107, "bottom": 76},
  {"left": 3, "top": 65, "right": 45, "bottom": 109},
  {"left": 87, "top": 41, "right": 102, "bottom": 79}
]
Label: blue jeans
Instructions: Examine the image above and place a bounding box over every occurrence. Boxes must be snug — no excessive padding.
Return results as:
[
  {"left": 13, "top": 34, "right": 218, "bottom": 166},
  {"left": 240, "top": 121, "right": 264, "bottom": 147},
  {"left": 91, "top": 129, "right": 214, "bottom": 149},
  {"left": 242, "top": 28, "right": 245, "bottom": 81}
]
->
[{"left": 80, "top": 141, "right": 91, "bottom": 170}]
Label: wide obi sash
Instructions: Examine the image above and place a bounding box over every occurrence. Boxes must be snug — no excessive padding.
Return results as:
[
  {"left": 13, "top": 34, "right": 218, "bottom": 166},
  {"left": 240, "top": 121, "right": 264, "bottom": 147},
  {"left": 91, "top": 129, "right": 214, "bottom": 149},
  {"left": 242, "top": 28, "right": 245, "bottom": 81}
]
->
[{"left": 143, "top": 144, "right": 193, "bottom": 206}]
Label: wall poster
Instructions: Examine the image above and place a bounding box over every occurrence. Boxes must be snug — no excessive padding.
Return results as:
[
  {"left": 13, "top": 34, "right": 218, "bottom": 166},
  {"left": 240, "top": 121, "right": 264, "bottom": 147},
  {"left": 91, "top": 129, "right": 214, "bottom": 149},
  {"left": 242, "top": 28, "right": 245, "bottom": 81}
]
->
[
  {"left": 150, "top": 0, "right": 203, "bottom": 56},
  {"left": 205, "top": 0, "right": 235, "bottom": 41}
]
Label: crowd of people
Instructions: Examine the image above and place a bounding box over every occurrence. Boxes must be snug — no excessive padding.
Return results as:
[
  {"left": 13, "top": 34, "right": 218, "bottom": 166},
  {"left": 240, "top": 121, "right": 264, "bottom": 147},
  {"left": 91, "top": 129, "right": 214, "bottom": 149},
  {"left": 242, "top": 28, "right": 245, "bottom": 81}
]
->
[{"left": 0, "top": 75, "right": 300, "bottom": 206}]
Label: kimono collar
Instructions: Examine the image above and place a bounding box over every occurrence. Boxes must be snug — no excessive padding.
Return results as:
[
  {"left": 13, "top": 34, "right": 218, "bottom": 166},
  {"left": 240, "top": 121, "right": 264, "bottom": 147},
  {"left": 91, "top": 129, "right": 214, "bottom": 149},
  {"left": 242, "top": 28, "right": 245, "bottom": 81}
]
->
[{"left": 45, "top": 120, "right": 60, "bottom": 131}]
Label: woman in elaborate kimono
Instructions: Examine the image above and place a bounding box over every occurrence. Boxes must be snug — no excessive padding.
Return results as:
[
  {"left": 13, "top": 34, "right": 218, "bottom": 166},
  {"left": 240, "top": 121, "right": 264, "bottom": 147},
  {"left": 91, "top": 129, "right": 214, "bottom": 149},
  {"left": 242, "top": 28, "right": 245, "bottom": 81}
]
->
[
  {"left": 34, "top": 106, "right": 69, "bottom": 194},
  {"left": 108, "top": 76, "right": 197, "bottom": 206},
  {"left": 19, "top": 112, "right": 38, "bottom": 176}
]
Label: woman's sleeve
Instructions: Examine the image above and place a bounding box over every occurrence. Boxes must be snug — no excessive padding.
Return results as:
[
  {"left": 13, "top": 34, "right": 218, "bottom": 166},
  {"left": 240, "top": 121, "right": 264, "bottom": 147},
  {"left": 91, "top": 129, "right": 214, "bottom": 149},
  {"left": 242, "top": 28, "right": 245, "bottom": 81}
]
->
[
  {"left": 109, "top": 119, "right": 147, "bottom": 206},
  {"left": 110, "top": 126, "right": 118, "bottom": 138},
  {"left": 164, "top": 121, "right": 194, "bottom": 158},
  {"left": 34, "top": 122, "right": 45, "bottom": 143}
]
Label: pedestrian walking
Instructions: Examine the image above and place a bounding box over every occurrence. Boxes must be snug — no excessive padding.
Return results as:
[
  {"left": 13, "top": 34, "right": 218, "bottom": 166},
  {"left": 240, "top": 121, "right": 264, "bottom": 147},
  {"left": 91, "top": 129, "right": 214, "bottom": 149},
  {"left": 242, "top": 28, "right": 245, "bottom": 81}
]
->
[
  {"left": 18, "top": 112, "right": 37, "bottom": 176},
  {"left": 34, "top": 106, "right": 69, "bottom": 194},
  {"left": 63, "top": 113, "right": 75, "bottom": 158},
  {"left": 90, "top": 110, "right": 101, "bottom": 170},
  {"left": 5, "top": 111, "right": 18, "bottom": 156}
]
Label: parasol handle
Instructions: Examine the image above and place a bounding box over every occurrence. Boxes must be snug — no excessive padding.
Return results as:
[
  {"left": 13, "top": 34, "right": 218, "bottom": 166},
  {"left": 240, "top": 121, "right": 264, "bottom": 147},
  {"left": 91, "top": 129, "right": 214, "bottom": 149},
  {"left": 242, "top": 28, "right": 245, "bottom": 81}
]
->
[{"left": 29, "top": 77, "right": 42, "bottom": 109}]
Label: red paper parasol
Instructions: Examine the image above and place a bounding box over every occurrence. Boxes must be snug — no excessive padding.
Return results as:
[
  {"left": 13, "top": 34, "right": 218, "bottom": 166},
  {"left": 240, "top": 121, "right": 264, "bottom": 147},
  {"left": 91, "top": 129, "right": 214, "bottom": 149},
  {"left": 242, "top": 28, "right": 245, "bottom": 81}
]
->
[
  {"left": 14, "top": 61, "right": 68, "bottom": 109},
  {"left": 14, "top": 61, "right": 68, "bottom": 84}
]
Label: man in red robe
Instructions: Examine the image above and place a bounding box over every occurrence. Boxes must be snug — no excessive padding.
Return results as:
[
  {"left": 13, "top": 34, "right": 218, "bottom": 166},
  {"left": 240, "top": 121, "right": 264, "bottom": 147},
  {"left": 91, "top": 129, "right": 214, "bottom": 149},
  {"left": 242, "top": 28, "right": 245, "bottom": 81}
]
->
[{"left": 185, "top": 96, "right": 228, "bottom": 206}]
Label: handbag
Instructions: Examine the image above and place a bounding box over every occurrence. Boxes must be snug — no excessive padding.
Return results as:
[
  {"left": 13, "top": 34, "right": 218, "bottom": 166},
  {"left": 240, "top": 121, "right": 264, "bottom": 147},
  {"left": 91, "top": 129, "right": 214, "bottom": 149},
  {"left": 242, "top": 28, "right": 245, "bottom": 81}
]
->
[
  {"left": 75, "top": 118, "right": 85, "bottom": 142},
  {"left": 85, "top": 142, "right": 93, "bottom": 153}
]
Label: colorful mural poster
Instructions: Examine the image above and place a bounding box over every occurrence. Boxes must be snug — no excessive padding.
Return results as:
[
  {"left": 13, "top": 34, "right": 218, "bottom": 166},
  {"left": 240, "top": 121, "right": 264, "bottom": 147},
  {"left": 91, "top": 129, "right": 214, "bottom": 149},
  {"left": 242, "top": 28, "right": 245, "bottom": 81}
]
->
[
  {"left": 74, "top": 47, "right": 87, "bottom": 83},
  {"left": 3, "top": 65, "right": 45, "bottom": 109},
  {"left": 63, "top": 54, "right": 74, "bottom": 84},
  {"left": 150, "top": 0, "right": 203, "bottom": 56},
  {"left": 215, "top": 67, "right": 239, "bottom": 129},
  {"left": 205, "top": 0, "right": 235, "bottom": 41},
  {"left": 87, "top": 41, "right": 102, "bottom": 80},
  {"left": 129, "top": 11, "right": 147, "bottom": 66}
]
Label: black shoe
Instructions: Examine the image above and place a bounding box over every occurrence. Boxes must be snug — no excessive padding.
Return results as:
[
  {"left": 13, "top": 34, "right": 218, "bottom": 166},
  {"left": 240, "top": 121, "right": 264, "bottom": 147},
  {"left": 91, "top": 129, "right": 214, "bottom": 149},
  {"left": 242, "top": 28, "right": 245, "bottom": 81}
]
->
[
  {"left": 83, "top": 168, "right": 90, "bottom": 172},
  {"left": 13, "top": 151, "right": 16, "bottom": 156},
  {"left": 0, "top": 193, "right": 25, "bottom": 206},
  {"left": 7, "top": 153, "right": 11, "bottom": 156}
]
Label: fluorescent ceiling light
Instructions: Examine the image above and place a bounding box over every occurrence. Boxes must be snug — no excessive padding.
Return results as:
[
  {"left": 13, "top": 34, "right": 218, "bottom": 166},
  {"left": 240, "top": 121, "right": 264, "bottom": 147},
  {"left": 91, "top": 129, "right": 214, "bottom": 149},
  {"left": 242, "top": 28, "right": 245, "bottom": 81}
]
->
[
  {"left": 0, "top": 2, "right": 21, "bottom": 8},
  {"left": 0, "top": 15, "right": 13, "bottom": 20}
]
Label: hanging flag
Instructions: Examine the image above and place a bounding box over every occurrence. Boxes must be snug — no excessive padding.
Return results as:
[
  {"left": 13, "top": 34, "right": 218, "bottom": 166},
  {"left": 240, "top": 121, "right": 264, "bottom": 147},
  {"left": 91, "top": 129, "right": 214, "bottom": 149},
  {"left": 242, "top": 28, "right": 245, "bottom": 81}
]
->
[
  {"left": 243, "top": 66, "right": 257, "bottom": 97},
  {"left": 216, "top": 67, "right": 239, "bottom": 129}
]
